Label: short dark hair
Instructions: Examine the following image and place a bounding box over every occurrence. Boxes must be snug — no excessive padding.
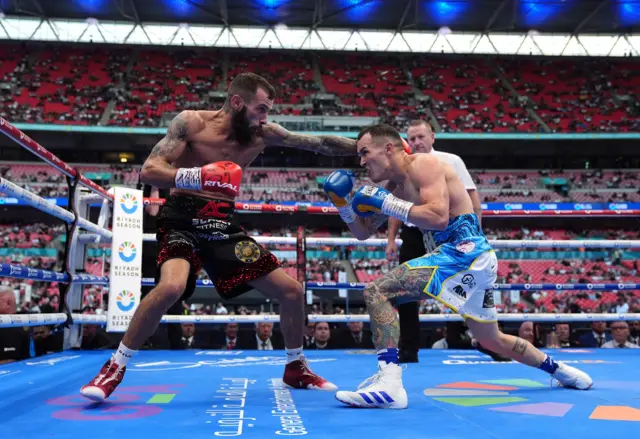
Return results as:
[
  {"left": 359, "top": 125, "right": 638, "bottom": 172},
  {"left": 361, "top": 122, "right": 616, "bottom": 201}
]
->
[
  {"left": 357, "top": 124, "right": 403, "bottom": 149},
  {"left": 226, "top": 72, "right": 276, "bottom": 103},
  {"left": 408, "top": 119, "right": 433, "bottom": 131}
]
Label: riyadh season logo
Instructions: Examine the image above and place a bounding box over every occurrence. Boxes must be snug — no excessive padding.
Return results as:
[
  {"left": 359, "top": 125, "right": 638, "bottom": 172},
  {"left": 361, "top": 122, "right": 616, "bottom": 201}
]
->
[
  {"left": 120, "top": 193, "right": 138, "bottom": 215},
  {"left": 116, "top": 290, "right": 136, "bottom": 312},
  {"left": 118, "top": 242, "right": 137, "bottom": 263}
]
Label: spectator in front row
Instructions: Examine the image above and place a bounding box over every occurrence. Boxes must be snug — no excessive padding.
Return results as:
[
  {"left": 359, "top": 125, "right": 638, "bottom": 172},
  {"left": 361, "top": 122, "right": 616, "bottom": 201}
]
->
[
  {"left": 223, "top": 323, "right": 239, "bottom": 350},
  {"left": 336, "top": 321, "right": 374, "bottom": 349},
  {"left": 630, "top": 320, "right": 640, "bottom": 346},
  {"left": 0, "top": 286, "right": 31, "bottom": 364},
  {"left": 250, "top": 322, "right": 284, "bottom": 350},
  {"left": 518, "top": 321, "right": 544, "bottom": 348},
  {"left": 554, "top": 323, "right": 573, "bottom": 348},
  {"left": 176, "top": 323, "right": 206, "bottom": 350},
  {"left": 601, "top": 321, "right": 639, "bottom": 348},
  {"left": 308, "top": 322, "right": 335, "bottom": 349},
  {"left": 81, "top": 322, "right": 112, "bottom": 350},
  {"left": 303, "top": 316, "right": 315, "bottom": 348},
  {"left": 32, "top": 325, "right": 63, "bottom": 356},
  {"left": 577, "top": 321, "right": 612, "bottom": 347}
]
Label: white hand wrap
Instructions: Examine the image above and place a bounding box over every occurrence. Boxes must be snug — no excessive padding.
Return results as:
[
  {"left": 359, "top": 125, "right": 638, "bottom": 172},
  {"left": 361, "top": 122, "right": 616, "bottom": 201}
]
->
[
  {"left": 337, "top": 205, "right": 357, "bottom": 224},
  {"left": 381, "top": 194, "right": 414, "bottom": 223},
  {"left": 175, "top": 168, "right": 202, "bottom": 190}
]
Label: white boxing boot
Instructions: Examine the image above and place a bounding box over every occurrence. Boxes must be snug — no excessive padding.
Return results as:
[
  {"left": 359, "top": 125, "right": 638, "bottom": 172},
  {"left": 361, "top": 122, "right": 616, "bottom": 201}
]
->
[
  {"left": 552, "top": 362, "right": 593, "bottom": 390},
  {"left": 335, "top": 362, "right": 408, "bottom": 409}
]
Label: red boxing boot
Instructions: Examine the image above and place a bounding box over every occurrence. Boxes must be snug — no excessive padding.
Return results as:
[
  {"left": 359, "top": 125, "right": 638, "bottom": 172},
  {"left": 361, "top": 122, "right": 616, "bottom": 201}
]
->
[
  {"left": 283, "top": 357, "right": 338, "bottom": 391},
  {"left": 80, "top": 356, "right": 126, "bottom": 402}
]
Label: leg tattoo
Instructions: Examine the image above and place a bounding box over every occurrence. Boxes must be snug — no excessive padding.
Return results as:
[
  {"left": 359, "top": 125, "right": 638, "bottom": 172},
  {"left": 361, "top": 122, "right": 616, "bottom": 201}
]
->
[
  {"left": 512, "top": 337, "right": 529, "bottom": 355},
  {"left": 364, "top": 265, "right": 434, "bottom": 350}
]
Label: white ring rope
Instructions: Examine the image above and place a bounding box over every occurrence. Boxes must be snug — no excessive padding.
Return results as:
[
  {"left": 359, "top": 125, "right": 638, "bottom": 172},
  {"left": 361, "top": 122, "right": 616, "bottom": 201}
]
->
[
  {"left": 146, "top": 233, "right": 640, "bottom": 249},
  {"left": 1, "top": 119, "right": 639, "bottom": 335},
  {"left": 0, "top": 177, "right": 112, "bottom": 239},
  {"left": 2, "top": 171, "right": 639, "bottom": 249},
  {"left": 1, "top": 312, "right": 639, "bottom": 328}
]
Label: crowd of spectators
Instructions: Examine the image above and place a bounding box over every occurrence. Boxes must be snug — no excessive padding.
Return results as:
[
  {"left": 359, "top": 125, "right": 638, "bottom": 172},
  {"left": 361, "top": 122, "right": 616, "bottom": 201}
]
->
[
  {"left": 0, "top": 46, "right": 125, "bottom": 125},
  {"left": 2, "top": 45, "right": 638, "bottom": 132},
  {"left": 498, "top": 59, "right": 640, "bottom": 133},
  {"left": 3, "top": 163, "right": 640, "bottom": 204},
  {"left": 409, "top": 57, "right": 539, "bottom": 133},
  {"left": 1, "top": 219, "right": 639, "bottom": 363},
  {"left": 1, "top": 222, "right": 638, "bottom": 320}
]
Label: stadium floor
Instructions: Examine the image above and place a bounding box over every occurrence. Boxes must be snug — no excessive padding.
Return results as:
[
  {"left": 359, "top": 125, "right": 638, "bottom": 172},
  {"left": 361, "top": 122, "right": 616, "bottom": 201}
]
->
[{"left": 1, "top": 348, "right": 639, "bottom": 439}]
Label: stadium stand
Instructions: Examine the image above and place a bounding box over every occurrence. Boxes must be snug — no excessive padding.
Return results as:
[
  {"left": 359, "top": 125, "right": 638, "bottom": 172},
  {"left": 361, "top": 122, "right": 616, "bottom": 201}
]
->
[
  {"left": 2, "top": 46, "right": 639, "bottom": 132},
  {"left": 3, "top": 163, "right": 639, "bottom": 204},
  {"left": 2, "top": 222, "right": 638, "bottom": 317}
]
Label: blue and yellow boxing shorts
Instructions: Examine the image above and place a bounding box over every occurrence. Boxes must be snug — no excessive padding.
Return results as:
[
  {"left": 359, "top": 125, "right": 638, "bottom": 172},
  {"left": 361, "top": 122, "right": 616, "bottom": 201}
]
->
[{"left": 405, "top": 215, "right": 498, "bottom": 323}]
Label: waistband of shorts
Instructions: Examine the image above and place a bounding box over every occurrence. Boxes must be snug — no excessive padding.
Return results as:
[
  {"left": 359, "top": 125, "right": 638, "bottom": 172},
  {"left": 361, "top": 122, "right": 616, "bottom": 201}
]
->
[
  {"left": 163, "top": 194, "right": 236, "bottom": 220},
  {"left": 432, "top": 213, "right": 484, "bottom": 246}
]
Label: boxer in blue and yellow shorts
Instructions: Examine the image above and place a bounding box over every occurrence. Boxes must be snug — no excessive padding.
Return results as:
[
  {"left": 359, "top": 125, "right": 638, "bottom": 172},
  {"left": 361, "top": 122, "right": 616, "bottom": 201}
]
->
[
  {"left": 323, "top": 124, "right": 593, "bottom": 409},
  {"left": 402, "top": 213, "right": 498, "bottom": 322}
]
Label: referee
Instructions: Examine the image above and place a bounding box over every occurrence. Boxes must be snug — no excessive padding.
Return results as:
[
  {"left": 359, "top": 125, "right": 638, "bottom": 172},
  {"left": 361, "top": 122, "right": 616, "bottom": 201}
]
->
[{"left": 386, "top": 120, "right": 482, "bottom": 363}]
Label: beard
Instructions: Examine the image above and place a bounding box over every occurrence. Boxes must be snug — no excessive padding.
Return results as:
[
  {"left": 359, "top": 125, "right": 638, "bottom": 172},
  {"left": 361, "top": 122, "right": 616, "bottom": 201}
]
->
[{"left": 227, "top": 106, "right": 255, "bottom": 147}]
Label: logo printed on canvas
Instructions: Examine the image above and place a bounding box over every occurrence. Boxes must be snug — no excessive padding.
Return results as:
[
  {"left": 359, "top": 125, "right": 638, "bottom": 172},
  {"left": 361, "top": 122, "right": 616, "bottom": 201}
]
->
[
  {"left": 130, "top": 357, "right": 337, "bottom": 371},
  {"left": 47, "top": 385, "right": 184, "bottom": 421}
]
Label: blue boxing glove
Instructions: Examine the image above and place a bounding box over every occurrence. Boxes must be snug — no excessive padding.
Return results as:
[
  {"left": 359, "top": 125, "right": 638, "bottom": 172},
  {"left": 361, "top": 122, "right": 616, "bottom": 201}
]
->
[
  {"left": 352, "top": 185, "right": 415, "bottom": 223},
  {"left": 323, "top": 170, "right": 357, "bottom": 223}
]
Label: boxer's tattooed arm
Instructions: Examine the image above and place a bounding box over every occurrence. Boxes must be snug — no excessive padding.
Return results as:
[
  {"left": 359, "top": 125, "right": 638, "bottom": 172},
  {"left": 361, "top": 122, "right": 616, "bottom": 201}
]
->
[
  {"left": 148, "top": 112, "right": 190, "bottom": 160},
  {"left": 364, "top": 213, "right": 388, "bottom": 235},
  {"left": 142, "top": 111, "right": 203, "bottom": 187},
  {"left": 264, "top": 123, "right": 357, "bottom": 156},
  {"left": 363, "top": 264, "right": 434, "bottom": 350}
]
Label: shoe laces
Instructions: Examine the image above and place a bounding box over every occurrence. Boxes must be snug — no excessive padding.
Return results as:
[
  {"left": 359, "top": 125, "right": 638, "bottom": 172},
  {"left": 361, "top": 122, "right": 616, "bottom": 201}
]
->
[
  {"left": 297, "top": 357, "right": 316, "bottom": 377},
  {"left": 357, "top": 369, "right": 383, "bottom": 391},
  {"left": 549, "top": 364, "right": 576, "bottom": 389},
  {"left": 107, "top": 357, "right": 126, "bottom": 377}
]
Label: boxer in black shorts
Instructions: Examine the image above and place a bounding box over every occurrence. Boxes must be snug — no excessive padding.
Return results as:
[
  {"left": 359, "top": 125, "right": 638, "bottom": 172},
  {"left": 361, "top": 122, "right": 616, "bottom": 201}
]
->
[
  {"left": 140, "top": 184, "right": 188, "bottom": 350},
  {"left": 155, "top": 194, "right": 280, "bottom": 300},
  {"left": 82, "top": 72, "right": 357, "bottom": 402}
]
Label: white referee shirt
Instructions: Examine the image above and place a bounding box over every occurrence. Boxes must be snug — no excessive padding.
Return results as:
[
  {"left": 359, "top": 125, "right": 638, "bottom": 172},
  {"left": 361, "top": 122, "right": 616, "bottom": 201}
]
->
[{"left": 432, "top": 148, "right": 477, "bottom": 191}]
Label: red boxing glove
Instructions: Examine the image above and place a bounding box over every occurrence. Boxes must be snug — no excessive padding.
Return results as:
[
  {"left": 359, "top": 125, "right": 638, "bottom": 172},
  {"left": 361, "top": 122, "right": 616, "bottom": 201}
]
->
[
  {"left": 175, "top": 161, "right": 243, "bottom": 198},
  {"left": 402, "top": 138, "right": 412, "bottom": 155}
]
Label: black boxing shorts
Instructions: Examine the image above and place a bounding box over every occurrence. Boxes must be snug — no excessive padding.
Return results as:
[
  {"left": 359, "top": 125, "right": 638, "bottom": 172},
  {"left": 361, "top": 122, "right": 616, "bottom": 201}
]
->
[{"left": 155, "top": 194, "right": 280, "bottom": 300}]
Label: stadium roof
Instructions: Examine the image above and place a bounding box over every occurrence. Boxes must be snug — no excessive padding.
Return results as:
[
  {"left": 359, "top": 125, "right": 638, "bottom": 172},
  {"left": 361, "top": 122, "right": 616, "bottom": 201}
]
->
[{"left": 1, "top": 0, "right": 638, "bottom": 34}]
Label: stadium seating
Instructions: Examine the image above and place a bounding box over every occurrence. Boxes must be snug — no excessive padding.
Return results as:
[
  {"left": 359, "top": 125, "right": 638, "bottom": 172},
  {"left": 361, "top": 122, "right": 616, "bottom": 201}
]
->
[
  {"left": 109, "top": 50, "right": 223, "bottom": 126},
  {"left": 409, "top": 57, "right": 538, "bottom": 133},
  {"left": 498, "top": 59, "right": 640, "bottom": 133},
  {"left": 2, "top": 45, "right": 638, "bottom": 132},
  {"left": 3, "top": 163, "right": 639, "bottom": 204},
  {"left": 229, "top": 52, "right": 317, "bottom": 107},
  {"left": 1, "top": 46, "right": 126, "bottom": 125},
  {"left": 1, "top": 223, "right": 639, "bottom": 316}
]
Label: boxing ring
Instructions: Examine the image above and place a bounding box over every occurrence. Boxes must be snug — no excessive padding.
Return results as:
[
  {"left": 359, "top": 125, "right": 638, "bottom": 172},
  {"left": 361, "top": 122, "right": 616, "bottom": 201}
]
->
[{"left": 1, "top": 117, "right": 640, "bottom": 439}]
